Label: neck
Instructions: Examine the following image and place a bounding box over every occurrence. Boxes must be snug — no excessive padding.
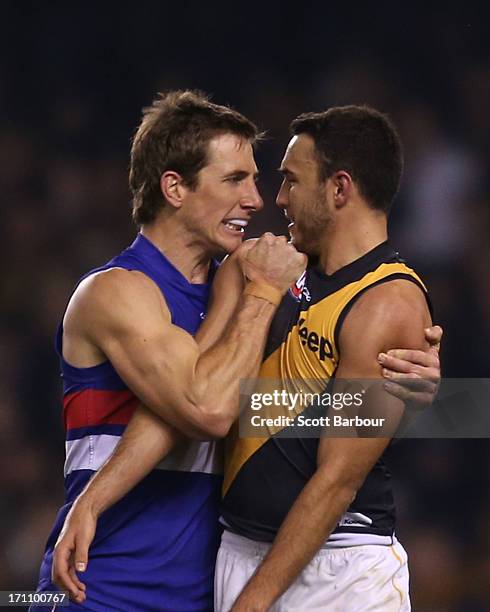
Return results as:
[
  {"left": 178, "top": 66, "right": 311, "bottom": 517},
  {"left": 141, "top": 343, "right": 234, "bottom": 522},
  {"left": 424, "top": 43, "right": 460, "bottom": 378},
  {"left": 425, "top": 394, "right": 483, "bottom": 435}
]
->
[
  {"left": 141, "top": 215, "right": 212, "bottom": 284},
  {"left": 318, "top": 210, "right": 388, "bottom": 275}
]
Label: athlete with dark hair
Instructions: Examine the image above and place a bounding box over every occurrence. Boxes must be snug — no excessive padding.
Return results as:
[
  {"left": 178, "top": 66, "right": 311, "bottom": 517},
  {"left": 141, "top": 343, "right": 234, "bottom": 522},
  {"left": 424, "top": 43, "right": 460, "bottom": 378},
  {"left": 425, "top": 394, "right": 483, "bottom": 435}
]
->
[{"left": 222, "top": 106, "right": 435, "bottom": 611}]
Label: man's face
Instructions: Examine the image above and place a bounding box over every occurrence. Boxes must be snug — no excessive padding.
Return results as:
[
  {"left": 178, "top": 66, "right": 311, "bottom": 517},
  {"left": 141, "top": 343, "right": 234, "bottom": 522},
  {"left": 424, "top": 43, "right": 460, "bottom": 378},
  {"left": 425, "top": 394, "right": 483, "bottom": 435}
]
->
[
  {"left": 276, "top": 134, "right": 330, "bottom": 255},
  {"left": 182, "top": 133, "right": 262, "bottom": 255}
]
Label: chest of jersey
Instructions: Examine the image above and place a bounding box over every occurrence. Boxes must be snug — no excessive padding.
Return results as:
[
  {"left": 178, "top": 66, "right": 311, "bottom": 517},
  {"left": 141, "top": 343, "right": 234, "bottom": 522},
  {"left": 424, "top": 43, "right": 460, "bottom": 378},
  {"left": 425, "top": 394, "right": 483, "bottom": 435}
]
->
[{"left": 223, "top": 247, "right": 428, "bottom": 496}]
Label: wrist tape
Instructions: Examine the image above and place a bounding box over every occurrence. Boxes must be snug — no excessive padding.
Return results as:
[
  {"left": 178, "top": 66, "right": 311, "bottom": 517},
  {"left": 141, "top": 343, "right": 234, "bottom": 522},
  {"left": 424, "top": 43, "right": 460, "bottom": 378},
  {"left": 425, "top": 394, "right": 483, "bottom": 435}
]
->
[{"left": 244, "top": 282, "right": 282, "bottom": 306}]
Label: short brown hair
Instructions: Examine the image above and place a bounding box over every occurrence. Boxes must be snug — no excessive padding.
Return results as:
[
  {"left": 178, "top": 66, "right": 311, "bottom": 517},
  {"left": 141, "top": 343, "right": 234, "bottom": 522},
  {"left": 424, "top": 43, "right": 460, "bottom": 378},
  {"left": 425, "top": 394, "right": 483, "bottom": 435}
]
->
[
  {"left": 290, "top": 105, "right": 403, "bottom": 213},
  {"left": 129, "top": 90, "right": 261, "bottom": 225}
]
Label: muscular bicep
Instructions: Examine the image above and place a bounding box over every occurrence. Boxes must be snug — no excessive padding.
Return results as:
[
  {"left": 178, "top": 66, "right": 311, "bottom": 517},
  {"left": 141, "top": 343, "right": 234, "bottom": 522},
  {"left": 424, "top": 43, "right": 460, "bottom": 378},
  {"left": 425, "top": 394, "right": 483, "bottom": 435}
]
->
[
  {"left": 337, "top": 279, "right": 432, "bottom": 378},
  {"left": 65, "top": 269, "right": 205, "bottom": 437}
]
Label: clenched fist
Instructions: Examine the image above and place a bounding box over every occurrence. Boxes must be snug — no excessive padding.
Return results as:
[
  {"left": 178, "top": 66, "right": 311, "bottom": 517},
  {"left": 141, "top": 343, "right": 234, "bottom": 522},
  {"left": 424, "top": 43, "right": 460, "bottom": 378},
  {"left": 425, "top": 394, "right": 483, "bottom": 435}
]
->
[{"left": 242, "top": 233, "right": 307, "bottom": 294}]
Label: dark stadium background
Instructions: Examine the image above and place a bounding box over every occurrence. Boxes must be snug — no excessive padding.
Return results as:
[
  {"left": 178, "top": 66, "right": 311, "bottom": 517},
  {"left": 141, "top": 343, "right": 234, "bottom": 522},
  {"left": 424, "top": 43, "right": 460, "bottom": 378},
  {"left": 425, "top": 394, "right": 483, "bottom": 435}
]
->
[{"left": 1, "top": 2, "right": 489, "bottom": 610}]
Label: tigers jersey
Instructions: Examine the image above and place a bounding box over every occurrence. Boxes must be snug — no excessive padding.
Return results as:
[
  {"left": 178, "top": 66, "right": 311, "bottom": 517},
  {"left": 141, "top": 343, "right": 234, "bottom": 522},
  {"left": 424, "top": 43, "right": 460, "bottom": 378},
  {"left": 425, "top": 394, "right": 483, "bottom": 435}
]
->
[
  {"left": 221, "top": 241, "right": 430, "bottom": 548},
  {"left": 32, "top": 234, "right": 221, "bottom": 612}
]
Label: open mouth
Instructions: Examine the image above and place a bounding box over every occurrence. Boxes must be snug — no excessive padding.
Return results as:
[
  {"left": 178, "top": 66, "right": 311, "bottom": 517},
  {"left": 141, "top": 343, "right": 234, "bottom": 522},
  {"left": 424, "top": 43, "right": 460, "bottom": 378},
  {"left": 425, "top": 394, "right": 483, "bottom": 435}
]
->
[{"left": 222, "top": 219, "right": 248, "bottom": 233}]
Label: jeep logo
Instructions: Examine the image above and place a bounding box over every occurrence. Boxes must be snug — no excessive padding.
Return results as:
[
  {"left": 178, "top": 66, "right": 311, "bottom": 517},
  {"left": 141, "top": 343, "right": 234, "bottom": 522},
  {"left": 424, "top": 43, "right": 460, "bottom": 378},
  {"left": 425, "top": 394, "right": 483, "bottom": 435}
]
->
[{"left": 298, "top": 318, "right": 333, "bottom": 361}]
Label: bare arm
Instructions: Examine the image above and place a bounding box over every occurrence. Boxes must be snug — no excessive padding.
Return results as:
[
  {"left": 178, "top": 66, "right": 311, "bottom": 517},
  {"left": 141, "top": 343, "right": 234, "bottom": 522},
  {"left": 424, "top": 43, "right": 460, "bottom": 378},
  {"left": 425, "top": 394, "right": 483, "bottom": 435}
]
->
[
  {"left": 55, "top": 243, "right": 252, "bottom": 526},
  {"left": 231, "top": 280, "right": 432, "bottom": 611},
  {"left": 194, "top": 239, "right": 253, "bottom": 352},
  {"left": 65, "top": 234, "right": 304, "bottom": 440},
  {"left": 53, "top": 236, "right": 303, "bottom": 601},
  {"left": 68, "top": 241, "right": 253, "bottom": 509}
]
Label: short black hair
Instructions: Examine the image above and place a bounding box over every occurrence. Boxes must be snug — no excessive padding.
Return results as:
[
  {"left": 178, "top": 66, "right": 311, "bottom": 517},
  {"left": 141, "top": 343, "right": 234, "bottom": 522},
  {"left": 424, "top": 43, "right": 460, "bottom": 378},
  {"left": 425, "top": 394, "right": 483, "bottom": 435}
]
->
[{"left": 290, "top": 105, "right": 403, "bottom": 213}]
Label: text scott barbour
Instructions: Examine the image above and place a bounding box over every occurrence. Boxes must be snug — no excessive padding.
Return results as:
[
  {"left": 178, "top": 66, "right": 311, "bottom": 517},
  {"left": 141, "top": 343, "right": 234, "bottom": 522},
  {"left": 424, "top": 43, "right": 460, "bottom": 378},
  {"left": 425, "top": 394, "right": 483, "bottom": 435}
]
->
[{"left": 249, "top": 414, "right": 387, "bottom": 428}]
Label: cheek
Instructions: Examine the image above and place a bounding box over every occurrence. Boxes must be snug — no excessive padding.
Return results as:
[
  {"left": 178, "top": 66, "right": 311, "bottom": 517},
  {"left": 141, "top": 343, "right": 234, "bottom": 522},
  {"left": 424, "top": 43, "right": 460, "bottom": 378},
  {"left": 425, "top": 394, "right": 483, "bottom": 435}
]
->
[{"left": 295, "top": 189, "right": 316, "bottom": 218}]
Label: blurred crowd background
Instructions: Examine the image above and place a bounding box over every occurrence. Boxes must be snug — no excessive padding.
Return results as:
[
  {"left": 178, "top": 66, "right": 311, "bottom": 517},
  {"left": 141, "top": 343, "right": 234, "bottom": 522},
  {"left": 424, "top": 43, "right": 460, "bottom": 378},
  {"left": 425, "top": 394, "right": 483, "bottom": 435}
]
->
[{"left": 1, "top": 2, "right": 488, "bottom": 610}]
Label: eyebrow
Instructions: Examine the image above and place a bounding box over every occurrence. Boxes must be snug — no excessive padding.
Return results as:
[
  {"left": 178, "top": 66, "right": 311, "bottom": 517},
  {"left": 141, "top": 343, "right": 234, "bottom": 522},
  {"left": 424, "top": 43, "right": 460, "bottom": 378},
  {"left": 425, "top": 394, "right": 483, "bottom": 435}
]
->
[
  {"left": 278, "top": 166, "right": 297, "bottom": 179},
  {"left": 223, "top": 170, "right": 260, "bottom": 181}
]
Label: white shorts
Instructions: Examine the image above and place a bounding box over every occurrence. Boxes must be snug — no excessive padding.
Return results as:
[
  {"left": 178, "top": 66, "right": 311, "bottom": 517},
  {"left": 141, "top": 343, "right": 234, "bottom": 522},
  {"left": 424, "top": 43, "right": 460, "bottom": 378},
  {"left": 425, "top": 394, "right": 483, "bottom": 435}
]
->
[{"left": 215, "top": 531, "right": 410, "bottom": 611}]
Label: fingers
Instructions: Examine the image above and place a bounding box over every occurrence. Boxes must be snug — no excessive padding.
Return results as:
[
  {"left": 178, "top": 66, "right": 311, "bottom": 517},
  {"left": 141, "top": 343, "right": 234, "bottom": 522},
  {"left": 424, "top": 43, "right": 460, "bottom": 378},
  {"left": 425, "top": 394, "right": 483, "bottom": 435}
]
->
[
  {"left": 383, "top": 381, "right": 435, "bottom": 406},
  {"left": 69, "top": 565, "right": 87, "bottom": 598},
  {"left": 378, "top": 349, "right": 439, "bottom": 372},
  {"left": 244, "top": 233, "right": 306, "bottom": 291},
  {"left": 52, "top": 536, "right": 86, "bottom": 603},
  {"left": 381, "top": 371, "right": 439, "bottom": 393},
  {"left": 424, "top": 325, "right": 443, "bottom": 352}
]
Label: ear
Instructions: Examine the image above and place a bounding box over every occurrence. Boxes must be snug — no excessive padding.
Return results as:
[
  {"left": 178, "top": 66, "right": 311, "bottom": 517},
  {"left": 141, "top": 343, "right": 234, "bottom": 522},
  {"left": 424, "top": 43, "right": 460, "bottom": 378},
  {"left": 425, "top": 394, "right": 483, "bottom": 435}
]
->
[
  {"left": 160, "top": 171, "right": 188, "bottom": 209},
  {"left": 330, "top": 171, "right": 353, "bottom": 209}
]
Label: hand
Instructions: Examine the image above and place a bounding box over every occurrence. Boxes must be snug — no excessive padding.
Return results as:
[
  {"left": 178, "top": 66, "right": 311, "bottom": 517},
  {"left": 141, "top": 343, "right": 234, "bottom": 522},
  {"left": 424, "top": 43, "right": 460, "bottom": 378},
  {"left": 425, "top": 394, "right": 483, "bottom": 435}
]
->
[
  {"left": 378, "top": 325, "right": 443, "bottom": 406},
  {"left": 242, "top": 233, "right": 307, "bottom": 293},
  {"left": 52, "top": 497, "right": 98, "bottom": 604}
]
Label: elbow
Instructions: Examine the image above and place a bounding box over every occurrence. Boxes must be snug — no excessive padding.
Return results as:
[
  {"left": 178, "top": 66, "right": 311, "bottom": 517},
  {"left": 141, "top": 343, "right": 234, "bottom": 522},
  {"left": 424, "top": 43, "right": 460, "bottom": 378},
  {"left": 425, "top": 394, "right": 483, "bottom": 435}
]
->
[
  {"left": 188, "top": 394, "right": 235, "bottom": 439},
  {"left": 174, "top": 399, "right": 233, "bottom": 440},
  {"left": 193, "top": 410, "right": 233, "bottom": 440},
  {"left": 148, "top": 392, "right": 234, "bottom": 441}
]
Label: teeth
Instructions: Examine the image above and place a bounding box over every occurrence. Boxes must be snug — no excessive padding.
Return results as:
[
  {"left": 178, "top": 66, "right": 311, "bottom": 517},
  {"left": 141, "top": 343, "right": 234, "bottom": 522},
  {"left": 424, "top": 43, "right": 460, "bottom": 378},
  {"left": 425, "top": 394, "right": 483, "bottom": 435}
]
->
[
  {"left": 223, "top": 219, "right": 247, "bottom": 232},
  {"left": 225, "top": 219, "right": 248, "bottom": 227}
]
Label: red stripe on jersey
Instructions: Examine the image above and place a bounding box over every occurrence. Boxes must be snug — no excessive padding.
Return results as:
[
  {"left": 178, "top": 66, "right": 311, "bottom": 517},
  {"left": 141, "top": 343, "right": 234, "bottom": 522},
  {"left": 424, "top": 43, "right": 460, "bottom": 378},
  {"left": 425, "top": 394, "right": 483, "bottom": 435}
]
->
[{"left": 63, "top": 389, "right": 139, "bottom": 431}]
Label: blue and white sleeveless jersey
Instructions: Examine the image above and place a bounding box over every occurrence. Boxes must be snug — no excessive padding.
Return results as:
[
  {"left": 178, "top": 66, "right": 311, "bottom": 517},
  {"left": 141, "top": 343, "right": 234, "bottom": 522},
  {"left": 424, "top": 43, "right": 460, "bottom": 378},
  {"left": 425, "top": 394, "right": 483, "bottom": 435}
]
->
[{"left": 32, "top": 234, "right": 222, "bottom": 611}]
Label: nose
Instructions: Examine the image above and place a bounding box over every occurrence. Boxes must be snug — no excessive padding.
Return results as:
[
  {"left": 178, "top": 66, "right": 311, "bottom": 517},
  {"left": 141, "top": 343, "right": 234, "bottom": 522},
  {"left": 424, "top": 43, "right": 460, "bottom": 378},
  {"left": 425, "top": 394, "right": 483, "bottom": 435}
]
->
[
  {"left": 241, "top": 181, "right": 263, "bottom": 212},
  {"left": 276, "top": 178, "right": 288, "bottom": 210}
]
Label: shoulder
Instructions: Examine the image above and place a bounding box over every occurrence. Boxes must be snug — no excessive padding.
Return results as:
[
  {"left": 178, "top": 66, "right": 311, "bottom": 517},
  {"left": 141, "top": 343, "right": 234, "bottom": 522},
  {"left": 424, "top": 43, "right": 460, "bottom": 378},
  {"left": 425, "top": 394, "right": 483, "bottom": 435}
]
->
[
  {"left": 80, "top": 267, "right": 164, "bottom": 304},
  {"left": 348, "top": 278, "right": 428, "bottom": 329},
  {"left": 339, "top": 278, "right": 432, "bottom": 362},
  {"left": 66, "top": 267, "right": 170, "bottom": 331}
]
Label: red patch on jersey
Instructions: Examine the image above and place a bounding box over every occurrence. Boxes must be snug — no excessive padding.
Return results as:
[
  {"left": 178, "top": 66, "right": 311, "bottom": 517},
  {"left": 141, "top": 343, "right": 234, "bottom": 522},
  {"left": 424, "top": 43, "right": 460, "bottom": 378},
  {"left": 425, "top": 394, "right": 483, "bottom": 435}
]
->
[{"left": 289, "top": 271, "right": 307, "bottom": 302}]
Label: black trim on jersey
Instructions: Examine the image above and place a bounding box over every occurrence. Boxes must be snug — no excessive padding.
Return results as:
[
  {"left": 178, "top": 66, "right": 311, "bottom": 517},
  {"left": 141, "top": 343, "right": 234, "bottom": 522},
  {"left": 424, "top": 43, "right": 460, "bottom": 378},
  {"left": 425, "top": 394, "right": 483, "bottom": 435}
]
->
[
  {"left": 333, "top": 273, "right": 433, "bottom": 352},
  {"left": 311, "top": 241, "right": 396, "bottom": 286},
  {"left": 264, "top": 241, "right": 400, "bottom": 361}
]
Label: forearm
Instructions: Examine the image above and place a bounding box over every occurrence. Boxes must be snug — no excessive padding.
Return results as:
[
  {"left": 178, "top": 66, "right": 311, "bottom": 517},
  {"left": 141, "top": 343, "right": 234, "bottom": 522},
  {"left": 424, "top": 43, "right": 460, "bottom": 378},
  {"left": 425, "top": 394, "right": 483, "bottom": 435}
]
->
[
  {"left": 233, "top": 471, "right": 355, "bottom": 611},
  {"left": 195, "top": 255, "right": 245, "bottom": 353},
  {"left": 100, "top": 235, "right": 304, "bottom": 440},
  {"left": 194, "top": 293, "right": 277, "bottom": 435},
  {"left": 76, "top": 405, "right": 181, "bottom": 516}
]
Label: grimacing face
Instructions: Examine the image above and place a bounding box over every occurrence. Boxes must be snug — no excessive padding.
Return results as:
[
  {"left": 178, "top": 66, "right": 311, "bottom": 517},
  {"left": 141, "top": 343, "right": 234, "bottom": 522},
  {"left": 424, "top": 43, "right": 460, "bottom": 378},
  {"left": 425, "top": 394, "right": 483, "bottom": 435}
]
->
[
  {"left": 276, "top": 134, "right": 331, "bottom": 255},
  {"left": 181, "top": 133, "right": 263, "bottom": 255}
]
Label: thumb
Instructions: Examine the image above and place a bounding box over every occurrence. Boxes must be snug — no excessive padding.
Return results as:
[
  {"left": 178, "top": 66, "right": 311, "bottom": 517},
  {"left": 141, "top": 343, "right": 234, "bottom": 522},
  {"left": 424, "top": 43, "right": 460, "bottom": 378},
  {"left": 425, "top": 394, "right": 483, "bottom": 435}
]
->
[
  {"left": 74, "top": 535, "right": 90, "bottom": 573},
  {"left": 424, "top": 325, "right": 443, "bottom": 351}
]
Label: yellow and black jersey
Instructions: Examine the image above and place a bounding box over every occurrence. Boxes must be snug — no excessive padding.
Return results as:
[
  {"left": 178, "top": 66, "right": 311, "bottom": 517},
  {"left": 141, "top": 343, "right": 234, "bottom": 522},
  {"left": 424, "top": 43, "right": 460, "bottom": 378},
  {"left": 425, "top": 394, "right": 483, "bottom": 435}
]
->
[{"left": 222, "top": 241, "right": 431, "bottom": 547}]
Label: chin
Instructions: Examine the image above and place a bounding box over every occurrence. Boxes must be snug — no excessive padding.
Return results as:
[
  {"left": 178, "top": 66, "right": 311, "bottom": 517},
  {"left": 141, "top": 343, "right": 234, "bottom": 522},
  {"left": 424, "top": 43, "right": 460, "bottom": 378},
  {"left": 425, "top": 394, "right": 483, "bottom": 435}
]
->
[
  {"left": 291, "top": 235, "right": 316, "bottom": 257},
  {"left": 289, "top": 231, "right": 305, "bottom": 253}
]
